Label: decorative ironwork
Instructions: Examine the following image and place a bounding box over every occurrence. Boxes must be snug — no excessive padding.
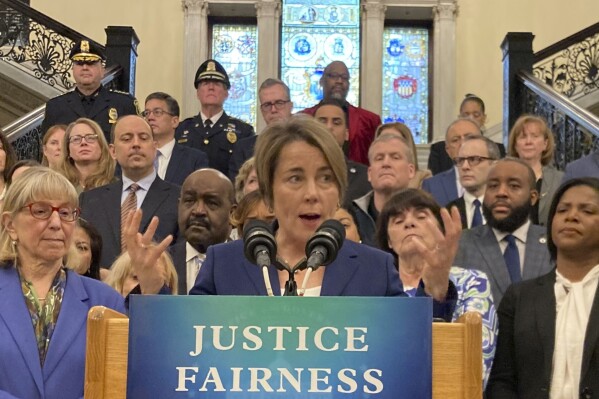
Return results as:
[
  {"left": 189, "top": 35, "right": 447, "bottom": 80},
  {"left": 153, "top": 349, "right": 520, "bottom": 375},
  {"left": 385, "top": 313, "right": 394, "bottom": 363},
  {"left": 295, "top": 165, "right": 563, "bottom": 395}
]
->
[
  {"left": 521, "top": 85, "right": 599, "bottom": 170},
  {"left": 11, "top": 124, "right": 42, "bottom": 161},
  {"left": 0, "top": 7, "right": 75, "bottom": 90},
  {"left": 533, "top": 32, "right": 599, "bottom": 100}
]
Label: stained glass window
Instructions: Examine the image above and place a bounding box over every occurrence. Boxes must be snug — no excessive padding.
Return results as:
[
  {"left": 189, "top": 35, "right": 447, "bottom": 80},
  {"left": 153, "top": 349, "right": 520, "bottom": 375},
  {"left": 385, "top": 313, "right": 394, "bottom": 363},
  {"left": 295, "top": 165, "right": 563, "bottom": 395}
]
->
[
  {"left": 212, "top": 24, "right": 258, "bottom": 128},
  {"left": 382, "top": 27, "right": 430, "bottom": 143},
  {"left": 281, "top": 0, "right": 360, "bottom": 114}
]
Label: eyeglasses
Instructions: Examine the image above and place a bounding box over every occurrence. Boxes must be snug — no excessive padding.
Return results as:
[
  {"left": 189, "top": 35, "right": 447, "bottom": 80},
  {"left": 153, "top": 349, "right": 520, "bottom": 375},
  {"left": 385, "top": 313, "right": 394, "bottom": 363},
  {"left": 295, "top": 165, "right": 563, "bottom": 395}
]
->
[
  {"left": 453, "top": 156, "right": 495, "bottom": 167},
  {"left": 22, "top": 202, "right": 80, "bottom": 222},
  {"left": 141, "top": 109, "right": 174, "bottom": 118},
  {"left": 69, "top": 134, "right": 99, "bottom": 145},
  {"left": 260, "top": 100, "right": 291, "bottom": 111},
  {"left": 325, "top": 73, "right": 350, "bottom": 81}
]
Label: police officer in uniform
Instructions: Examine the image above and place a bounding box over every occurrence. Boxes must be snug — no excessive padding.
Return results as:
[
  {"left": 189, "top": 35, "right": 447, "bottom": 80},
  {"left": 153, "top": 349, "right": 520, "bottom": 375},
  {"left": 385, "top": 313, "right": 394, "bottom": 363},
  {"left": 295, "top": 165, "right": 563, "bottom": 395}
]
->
[
  {"left": 41, "top": 39, "right": 139, "bottom": 143},
  {"left": 175, "top": 59, "right": 254, "bottom": 177}
]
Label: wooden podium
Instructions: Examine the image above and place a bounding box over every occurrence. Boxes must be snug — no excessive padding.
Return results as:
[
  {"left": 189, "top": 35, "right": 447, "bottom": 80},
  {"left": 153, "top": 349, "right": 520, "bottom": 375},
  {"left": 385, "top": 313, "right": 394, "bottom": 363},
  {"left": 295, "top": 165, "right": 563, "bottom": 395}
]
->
[{"left": 84, "top": 306, "right": 482, "bottom": 398}]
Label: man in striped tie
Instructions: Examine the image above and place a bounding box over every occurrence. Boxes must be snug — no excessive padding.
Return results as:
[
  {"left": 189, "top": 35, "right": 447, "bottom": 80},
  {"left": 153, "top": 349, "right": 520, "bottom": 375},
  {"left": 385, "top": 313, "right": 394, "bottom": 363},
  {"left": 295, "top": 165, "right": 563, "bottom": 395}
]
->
[{"left": 80, "top": 115, "right": 180, "bottom": 268}]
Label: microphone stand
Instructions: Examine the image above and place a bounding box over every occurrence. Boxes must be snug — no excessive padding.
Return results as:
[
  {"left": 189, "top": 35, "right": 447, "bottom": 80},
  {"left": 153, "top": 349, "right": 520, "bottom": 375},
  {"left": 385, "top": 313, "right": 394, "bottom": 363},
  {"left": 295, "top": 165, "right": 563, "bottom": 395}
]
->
[{"left": 274, "top": 258, "right": 307, "bottom": 296}]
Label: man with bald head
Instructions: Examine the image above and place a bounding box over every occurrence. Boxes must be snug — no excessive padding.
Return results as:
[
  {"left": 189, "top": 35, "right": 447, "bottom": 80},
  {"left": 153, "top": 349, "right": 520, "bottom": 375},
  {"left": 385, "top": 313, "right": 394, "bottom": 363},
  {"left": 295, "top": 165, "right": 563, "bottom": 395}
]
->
[
  {"left": 169, "top": 168, "right": 235, "bottom": 293},
  {"left": 422, "top": 118, "right": 483, "bottom": 206},
  {"left": 302, "top": 61, "right": 381, "bottom": 166},
  {"left": 80, "top": 115, "right": 180, "bottom": 268}
]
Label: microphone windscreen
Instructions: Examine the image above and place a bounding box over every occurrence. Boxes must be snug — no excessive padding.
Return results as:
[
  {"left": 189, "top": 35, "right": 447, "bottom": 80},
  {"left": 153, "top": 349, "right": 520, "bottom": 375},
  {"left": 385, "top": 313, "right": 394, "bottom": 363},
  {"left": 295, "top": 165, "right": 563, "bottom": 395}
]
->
[{"left": 243, "top": 219, "right": 276, "bottom": 265}]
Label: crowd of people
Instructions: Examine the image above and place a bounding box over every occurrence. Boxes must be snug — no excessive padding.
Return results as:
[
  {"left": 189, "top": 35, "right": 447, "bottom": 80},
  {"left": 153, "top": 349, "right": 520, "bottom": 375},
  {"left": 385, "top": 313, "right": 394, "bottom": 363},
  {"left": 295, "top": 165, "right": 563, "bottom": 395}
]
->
[{"left": 0, "top": 38, "right": 598, "bottom": 398}]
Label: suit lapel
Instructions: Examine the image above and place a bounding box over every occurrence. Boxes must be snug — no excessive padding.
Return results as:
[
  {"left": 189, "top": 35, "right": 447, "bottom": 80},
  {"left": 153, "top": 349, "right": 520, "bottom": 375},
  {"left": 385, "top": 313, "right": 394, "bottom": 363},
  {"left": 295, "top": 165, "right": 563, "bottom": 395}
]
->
[
  {"left": 140, "top": 178, "right": 168, "bottom": 231},
  {"left": 42, "top": 271, "right": 88, "bottom": 378},
  {"left": 476, "top": 227, "right": 512, "bottom": 295},
  {"left": 239, "top": 258, "right": 281, "bottom": 296},
  {"left": 581, "top": 276, "right": 599, "bottom": 379},
  {"left": 205, "top": 112, "right": 229, "bottom": 139},
  {"left": 456, "top": 197, "right": 467, "bottom": 229},
  {"left": 0, "top": 266, "right": 44, "bottom": 396},
  {"left": 164, "top": 144, "right": 183, "bottom": 183},
  {"left": 441, "top": 169, "right": 458, "bottom": 202},
  {"left": 320, "top": 243, "right": 359, "bottom": 296},
  {"left": 105, "top": 182, "right": 124, "bottom": 250},
  {"left": 522, "top": 226, "right": 549, "bottom": 280},
  {"left": 534, "top": 271, "right": 557, "bottom": 383}
]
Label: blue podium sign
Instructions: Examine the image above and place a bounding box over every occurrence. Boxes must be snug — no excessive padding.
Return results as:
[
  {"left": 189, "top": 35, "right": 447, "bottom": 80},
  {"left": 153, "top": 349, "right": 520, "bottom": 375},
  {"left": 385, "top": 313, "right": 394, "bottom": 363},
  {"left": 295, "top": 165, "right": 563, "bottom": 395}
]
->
[{"left": 127, "top": 296, "right": 432, "bottom": 398}]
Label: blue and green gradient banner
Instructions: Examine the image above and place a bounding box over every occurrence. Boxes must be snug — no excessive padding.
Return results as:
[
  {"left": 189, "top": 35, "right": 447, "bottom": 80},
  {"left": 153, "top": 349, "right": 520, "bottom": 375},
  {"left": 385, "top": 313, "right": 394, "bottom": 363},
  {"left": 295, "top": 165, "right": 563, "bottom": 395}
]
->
[{"left": 127, "top": 296, "right": 432, "bottom": 398}]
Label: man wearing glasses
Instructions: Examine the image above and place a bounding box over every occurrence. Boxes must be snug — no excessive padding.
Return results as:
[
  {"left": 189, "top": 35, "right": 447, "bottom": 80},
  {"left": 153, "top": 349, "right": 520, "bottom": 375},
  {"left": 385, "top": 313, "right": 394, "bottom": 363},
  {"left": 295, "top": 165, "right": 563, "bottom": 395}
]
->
[
  {"left": 422, "top": 118, "right": 483, "bottom": 206},
  {"left": 176, "top": 59, "right": 254, "bottom": 178},
  {"left": 41, "top": 40, "right": 139, "bottom": 143},
  {"left": 302, "top": 61, "right": 381, "bottom": 166},
  {"left": 447, "top": 136, "right": 500, "bottom": 229},
  {"left": 229, "top": 78, "right": 293, "bottom": 180},
  {"left": 143, "top": 92, "right": 208, "bottom": 186}
]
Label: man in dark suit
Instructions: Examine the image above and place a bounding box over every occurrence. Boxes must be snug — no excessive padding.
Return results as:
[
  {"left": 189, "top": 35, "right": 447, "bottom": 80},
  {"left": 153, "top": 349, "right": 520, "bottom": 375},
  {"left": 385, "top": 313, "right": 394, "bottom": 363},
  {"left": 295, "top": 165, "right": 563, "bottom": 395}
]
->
[
  {"left": 169, "top": 169, "right": 235, "bottom": 294},
  {"left": 176, "top": 59, "right": 254, "bottom": 177},
  {"left": 143, "top": 92, "right": 208, "bottom": 186},
  {"left": 563, "top": 150, "right": 599, "bottom": 182},
  {"left": 42, "top": 39, "right": 138, "bottom": 142},
  {"left": 428, "top": 140, "right": 506, "bottom": 176},
  {"left": 453, "top": 158, "right": 552, "bottom": 304},
  {"left": 314, "top": 98, "right": 371, "bottom": 208},
  {"left": 229, "top": 78, "right": 294, "bottom": 180},
  {"left": 302, "top": 61, "right": 381, "bottom": 166},
  {"left": 422, "top": 118, "right": 482, "bottom": 206},
  {"left": 447, "top": 136, "right": 500, "bottom": 229},
  {"left": 80, "top": 115, "right": 180, "bottom": 268}
]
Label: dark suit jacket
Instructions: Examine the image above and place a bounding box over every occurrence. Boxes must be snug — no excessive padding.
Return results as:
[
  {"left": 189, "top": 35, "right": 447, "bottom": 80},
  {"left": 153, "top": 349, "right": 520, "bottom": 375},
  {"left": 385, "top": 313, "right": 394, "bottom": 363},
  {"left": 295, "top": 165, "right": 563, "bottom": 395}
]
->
[
  {"left": 563, "top": 151, "right": 599, "bottom": 182},
  {"left": 228, "top": 135, "right": 257, "bottom": 181},
  {"left": 487, "top": 270, "right": 599, "bottom": 398},
  {"left": 189, "top": 239, "right": 457, "bottom": 319},
  {"left": 428, "top": 140, "right": 507, "bottom": 175},
  {"left": 453, "top": 224, "right": 552, "bottom": 304},
  {"left": 446, "top": 196, "right": 468, "bottom": 229},
  {"left": 79, "top": 177, "right": 180, "bottom": 268},
  {"left": 169, "top": 240, "right": 187, "bottom": 295},
  {"left": 42, "top": 85, "right": 138, "bottom": 143},
  {"left": 344, "top": 159, "right": 371, "bottom": 208},
  {"left": 421, "top": 167, "right": 459, "bottom": 206},
  {"left": 537, "top": 165, "right": 564, "bottom": 226},
  {"left": 0, "top": 266, "right": 125, "bottom": 399},
  {"left": 164, "top": 143, "right": 209, "bottom": 186}
]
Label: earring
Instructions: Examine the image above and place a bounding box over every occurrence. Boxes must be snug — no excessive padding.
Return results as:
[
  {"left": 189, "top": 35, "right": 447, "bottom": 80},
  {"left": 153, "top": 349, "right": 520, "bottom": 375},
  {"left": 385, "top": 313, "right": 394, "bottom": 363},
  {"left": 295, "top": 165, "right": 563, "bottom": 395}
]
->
[{"left": 11, "top": 240, "right": 17, "bottom": 252}]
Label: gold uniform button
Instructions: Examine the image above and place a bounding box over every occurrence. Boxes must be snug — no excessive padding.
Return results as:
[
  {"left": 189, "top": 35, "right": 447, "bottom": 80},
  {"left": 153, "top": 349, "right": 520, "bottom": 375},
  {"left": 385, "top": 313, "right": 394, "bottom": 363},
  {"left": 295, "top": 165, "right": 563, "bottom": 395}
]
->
[{"left": 204, "top": 139, "right": 209, "bottom": 145}]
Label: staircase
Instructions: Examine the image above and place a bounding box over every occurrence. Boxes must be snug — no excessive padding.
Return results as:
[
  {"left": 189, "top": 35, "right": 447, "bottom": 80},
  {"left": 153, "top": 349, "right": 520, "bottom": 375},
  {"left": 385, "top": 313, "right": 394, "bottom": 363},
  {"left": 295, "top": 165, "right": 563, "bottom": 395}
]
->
[{"left": 0, "top": 0, "right": 138, "bottom": 160}]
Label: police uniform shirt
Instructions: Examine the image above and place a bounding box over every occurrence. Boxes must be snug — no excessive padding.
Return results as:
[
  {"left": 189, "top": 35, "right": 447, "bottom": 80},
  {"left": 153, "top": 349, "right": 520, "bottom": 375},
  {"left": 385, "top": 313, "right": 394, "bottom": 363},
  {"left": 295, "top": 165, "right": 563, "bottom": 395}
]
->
[
  {"left": 175, "top": 111, "right": 255, "bottom": 177},
  {"left": 42, "top": 85, "right": 139, "bottom": 143}
]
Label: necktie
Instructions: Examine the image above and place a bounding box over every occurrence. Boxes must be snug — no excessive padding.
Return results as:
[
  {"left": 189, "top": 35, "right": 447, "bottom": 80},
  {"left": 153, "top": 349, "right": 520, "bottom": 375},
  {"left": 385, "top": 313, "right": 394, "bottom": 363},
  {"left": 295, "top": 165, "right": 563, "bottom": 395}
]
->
[
  {"left": 204, "top": 119, "right": 212, "bottom": 129},
  {"left": 503, "top": 235, "right": 521, "bottom": 283},
  {"left": 120, "top": 183, "right": 139, "bottom": 252},
  {"left": 471, "top": 199, "right": 482, "bottom": 228},
  {"left": 153, "top": 149, "right": 162, "bottom": 174}
]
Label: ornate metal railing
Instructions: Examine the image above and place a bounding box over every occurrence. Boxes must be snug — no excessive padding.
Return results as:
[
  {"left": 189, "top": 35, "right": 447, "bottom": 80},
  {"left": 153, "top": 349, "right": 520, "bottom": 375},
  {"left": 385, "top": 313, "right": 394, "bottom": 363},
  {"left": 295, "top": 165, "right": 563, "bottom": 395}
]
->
[
  {"left": 518, "top": 70, "right": 599, "bottom": 170},
  {"left": 0, "top": 0, "right": 103, "bottom": 92},
  {"left": 533, "top": 22, "right": 599, "bottom": 100}
]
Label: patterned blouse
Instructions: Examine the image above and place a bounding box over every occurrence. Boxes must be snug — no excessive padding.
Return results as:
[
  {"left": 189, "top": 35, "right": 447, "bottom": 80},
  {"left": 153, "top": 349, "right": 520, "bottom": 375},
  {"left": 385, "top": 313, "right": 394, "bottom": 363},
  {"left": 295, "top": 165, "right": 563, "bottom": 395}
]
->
[
  {"left": 19, "top": 268, "right": 67, "bottom": 366},
  {"left": 404, "top": 266, "right": 498, "bottom": 387}
]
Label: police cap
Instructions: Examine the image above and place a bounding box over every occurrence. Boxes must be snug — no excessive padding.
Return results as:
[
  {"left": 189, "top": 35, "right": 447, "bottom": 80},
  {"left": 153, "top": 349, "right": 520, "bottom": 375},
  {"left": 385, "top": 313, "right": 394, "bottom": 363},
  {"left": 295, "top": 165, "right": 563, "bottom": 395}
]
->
[
  {"left": 70, "top": 39, "right": 106, "bottom": 62},
  {"left": 194, "top": 59, "right": 230, "bottom": 89}
]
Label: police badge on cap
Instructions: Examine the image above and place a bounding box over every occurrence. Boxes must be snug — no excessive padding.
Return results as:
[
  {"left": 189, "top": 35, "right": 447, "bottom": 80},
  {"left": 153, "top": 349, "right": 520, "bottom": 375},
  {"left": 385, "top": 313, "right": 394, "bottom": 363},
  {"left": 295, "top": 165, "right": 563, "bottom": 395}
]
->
[
  {"left": 70, "top": 39, "right": 106, "bottom": 62},
  {"left": 194, "top": 59, "right": 231, "bottom": 90}
]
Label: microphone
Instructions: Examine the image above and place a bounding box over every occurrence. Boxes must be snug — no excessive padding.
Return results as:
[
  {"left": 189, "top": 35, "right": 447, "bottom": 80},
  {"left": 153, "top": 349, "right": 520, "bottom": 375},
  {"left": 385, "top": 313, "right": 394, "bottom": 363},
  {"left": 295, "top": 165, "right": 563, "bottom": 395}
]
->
[
  {"left": 243, "top": 220, "right": 277, "bottom": 296},
  {"left": 299, "top": 219, "right": 346, "bottom": 295}
]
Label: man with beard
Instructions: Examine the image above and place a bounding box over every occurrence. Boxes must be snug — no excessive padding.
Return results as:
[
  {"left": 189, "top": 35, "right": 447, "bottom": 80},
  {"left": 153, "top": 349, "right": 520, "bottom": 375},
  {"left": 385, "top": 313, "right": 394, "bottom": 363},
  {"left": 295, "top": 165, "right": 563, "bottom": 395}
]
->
[
  {"left": 453, "top": 158, "right": 552, "bottom": 303},
  {"left": 169, "top": 169, "right": 235, "bottom": 294},
  {"left": 302, "top": 61, "right": 381, "bottom": 166}
]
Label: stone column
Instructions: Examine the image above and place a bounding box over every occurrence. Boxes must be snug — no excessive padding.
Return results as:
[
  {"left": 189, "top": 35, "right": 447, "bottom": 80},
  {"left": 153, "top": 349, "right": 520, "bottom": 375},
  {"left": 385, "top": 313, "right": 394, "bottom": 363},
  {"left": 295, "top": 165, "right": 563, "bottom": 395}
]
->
[
  {"left": 432, "top": 0, "right": 458, "bottom": 142},
  {"left": 181, "top": 0, "right": 210, "bottom": 118},
  {"left": 360, "top": 2, "right": 386, "bottom": 115},
  {"left": 255, "top": 0, "right": 281, "bottom": 133}
]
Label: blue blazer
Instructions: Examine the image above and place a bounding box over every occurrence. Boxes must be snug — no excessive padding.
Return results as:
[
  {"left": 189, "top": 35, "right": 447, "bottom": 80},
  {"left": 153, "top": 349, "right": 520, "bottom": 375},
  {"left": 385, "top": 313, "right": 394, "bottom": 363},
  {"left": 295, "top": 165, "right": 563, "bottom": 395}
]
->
[
  {"left": 0, "top": 266, "right": 125, "bottom": 399},
  {"left": 164, "top": 143, "right": 209, "bottom": 186},
  {"left": 421, "top": 167, "right": 459, "bottom": 206},
  {"left": 190, "top": 240, "right": 456, "bottom": 319},
  {"left": 563, "top": 151, "right": 599, "bottom": 183}
]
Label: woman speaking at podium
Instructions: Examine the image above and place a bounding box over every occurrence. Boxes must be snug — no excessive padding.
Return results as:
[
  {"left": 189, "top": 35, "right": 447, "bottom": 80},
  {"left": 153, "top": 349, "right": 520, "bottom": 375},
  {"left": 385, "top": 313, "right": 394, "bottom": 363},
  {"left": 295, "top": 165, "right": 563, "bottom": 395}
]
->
[{"left": 132, "top": 117, "right": 461, "bottom": 318}]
